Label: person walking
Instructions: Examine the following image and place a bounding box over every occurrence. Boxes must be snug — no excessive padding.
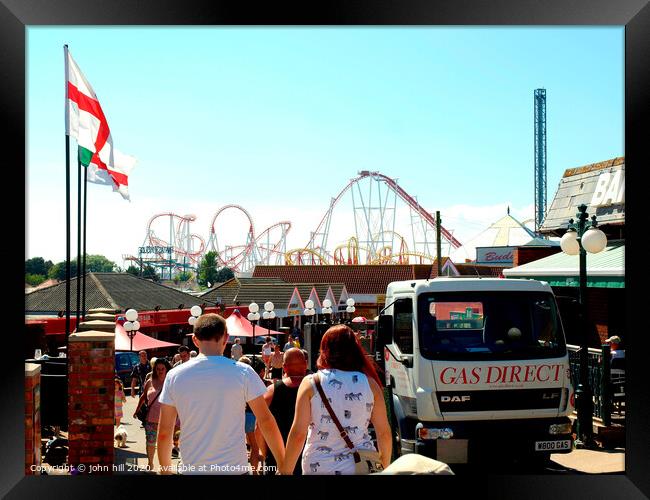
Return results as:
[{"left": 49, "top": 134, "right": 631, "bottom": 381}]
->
[
  {"left": 231, "top": 337, "right": 243, "bottom": 361},
  {"left": 157, "top": 313, "right": 285, "bottom": 474},
  {"left": 269, "top": 344, "right": 284, "bottom": 381},
  {"left": 257, "top": 347, "right": 308, "bottom": 475},
  {"left": 173, "top": 346, "right": 191, "bottom": 368},
  {"left": 261, "top": 336, "right": 274, "bottom": 378},
  {"left": 134, "top": 357, "right": 173, "bottom": 471},
  {"left": 130, "top": 350, "right": 151, "bottom": 398},
  {"left": 280, "top": 324, "right": 392, "bottom": 475},
  {"left": 114, "top": 378, "right": 127, "bottom": 427}
]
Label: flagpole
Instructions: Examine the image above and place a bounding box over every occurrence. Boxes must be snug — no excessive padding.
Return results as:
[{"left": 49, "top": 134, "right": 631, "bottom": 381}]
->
[
  {"left": 64, "top": 45, "right": 71, "bottom": 342},
  {"left": 82, "top": 157, "right": 88, "bottom": 320},
  {"left": 76, "top": 148, "right": 82, "bottom": 326}
]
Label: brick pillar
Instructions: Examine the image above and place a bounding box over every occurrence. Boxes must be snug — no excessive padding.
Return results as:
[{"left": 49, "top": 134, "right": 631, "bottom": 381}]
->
[
  {"left": 25, "top": 363, "right": 42, "bottom": 475},
  {"left": 67, "top": 330, "right": 115, "bottom": 474}
]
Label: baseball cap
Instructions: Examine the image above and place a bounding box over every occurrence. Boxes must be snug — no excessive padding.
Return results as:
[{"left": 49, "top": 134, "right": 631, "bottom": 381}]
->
[{"left": 606, "top": 335, "right": 621, "bottom": 344}]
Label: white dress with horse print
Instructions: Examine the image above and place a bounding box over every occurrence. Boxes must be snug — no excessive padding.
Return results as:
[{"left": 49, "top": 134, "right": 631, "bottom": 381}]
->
[{"left": 302, "top": 368, "right": 376, "bottom": 474}]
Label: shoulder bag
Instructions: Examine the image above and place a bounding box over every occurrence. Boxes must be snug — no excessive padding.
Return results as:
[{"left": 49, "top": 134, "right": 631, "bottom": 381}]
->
[
  {"left": 313, "top": 373, "right": 384, "bottom": 474},
  {"left": 136, "top": 385, "right": 161, "bottom": 425}
]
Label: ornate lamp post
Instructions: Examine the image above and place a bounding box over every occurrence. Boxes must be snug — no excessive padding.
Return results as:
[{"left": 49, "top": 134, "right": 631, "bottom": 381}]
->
[
  {"left": 263, "top": 301, "right": 276, "bottom": 339},
  {"left": 123, "top": 308, "right": 140, "bottom": 352},
  {"left": 560, "top": 204, "right": 608, "bottom": 448},
  {"left": 346, "top": 298, "right": 356, "bottom": 324},
  {"left": 304, "top": 300, "right": 316, "bottom": 329},
  {"left": 321, "top": 299, "right": 333, "bottom": 324},
  {"left": 247, "top": 302, "right": 260, "bottom": 365}
]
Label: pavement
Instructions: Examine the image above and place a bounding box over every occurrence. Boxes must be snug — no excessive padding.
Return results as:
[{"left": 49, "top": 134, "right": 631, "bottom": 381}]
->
[{"left": 43, "top": 391, "right": 626, "bottom": 475}]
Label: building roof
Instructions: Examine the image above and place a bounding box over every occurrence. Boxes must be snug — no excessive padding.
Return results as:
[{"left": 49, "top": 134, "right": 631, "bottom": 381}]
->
[
  {"left": 253, "top": 264, "right": 440, "bottom": 295},
  {"left": 450, "top": 212, "right": 539, "bottom": 263},
  {"left": 540, "top": 157, "right": 625, "bottom": 234},
  {"left": 503, "top": 241, "right": 624, "bottom": 288},
  {"left": 25, "top": 272, "right": 210, "bottom": 313},
  {"left": 200, "top": 277, "right": 288, "bottom": 305},
  {"left": 454, "top": 263, "right": 505, "bottom": 278}
]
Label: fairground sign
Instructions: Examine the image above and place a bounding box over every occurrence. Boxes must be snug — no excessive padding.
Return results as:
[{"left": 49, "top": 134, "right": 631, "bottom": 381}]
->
[{"left": 138, "top": 246, "right": 173, "bottom": 254}]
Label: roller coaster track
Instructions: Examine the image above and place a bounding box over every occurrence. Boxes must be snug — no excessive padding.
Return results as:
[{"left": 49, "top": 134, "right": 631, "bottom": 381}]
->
[{"left": 304, "top": 171, "right": 462, "bottom": 254}]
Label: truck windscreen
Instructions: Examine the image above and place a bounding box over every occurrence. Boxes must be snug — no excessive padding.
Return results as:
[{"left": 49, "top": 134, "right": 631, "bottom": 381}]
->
[{"left": 417, "top": 291, "right": 566, "bottom": 361}]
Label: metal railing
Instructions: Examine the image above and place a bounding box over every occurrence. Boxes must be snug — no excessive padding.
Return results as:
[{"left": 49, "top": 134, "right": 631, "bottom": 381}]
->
[{"left": 566, "top": 344, "right": 617, "bottom": 426}]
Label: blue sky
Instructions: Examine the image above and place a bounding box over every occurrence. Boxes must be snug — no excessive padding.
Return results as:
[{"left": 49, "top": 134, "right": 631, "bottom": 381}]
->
[{"left": 26, "top": 27, "right": 624, "bottom": 266}]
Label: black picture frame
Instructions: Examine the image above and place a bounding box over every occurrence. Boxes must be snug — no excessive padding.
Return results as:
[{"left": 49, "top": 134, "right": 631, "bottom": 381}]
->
[{"left": 6, "top": 0, "right": 649, "bottom": 497}]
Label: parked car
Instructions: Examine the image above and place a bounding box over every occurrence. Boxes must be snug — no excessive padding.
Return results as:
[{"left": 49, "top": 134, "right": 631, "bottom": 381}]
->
[{"left": 115, "top": 351, "right": 140, "bottom": 387}]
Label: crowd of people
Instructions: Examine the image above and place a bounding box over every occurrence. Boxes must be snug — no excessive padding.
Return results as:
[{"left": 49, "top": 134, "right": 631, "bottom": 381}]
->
[{"left": 117, "top": 316, "right": 392, "bottom": 475}]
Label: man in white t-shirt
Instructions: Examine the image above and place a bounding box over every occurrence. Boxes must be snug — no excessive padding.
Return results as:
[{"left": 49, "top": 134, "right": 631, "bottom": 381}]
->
[
  {"left": 231, "top": 337, "right": 243, "bottom": 361},
  {"left": 157, "top": 313, "right": 285, "bottom": 474}
]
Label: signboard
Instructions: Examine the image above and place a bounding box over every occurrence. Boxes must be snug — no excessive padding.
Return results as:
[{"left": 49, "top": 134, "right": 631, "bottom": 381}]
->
[
  {"left": 287, "top": 309, "right": 302, "bottom": 316},
  {"left": 591, "top": 169, "right": 625, "bottom": 207},
  {"left": 476, "top": 246, "right": 514, "bottom": 265},
  {"left": 139, "top": 245, "right": 173, "bottom": 254}
]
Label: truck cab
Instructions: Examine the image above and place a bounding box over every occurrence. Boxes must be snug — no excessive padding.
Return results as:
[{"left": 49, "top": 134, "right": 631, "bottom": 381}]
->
[{"left": 376, "top": 277, "right": 574, "bottom": 466}]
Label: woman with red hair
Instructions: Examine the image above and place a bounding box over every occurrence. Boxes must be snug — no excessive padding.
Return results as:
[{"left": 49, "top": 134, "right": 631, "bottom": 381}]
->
[{"left": 280, "top": 324, "right": 391, "bottom": 474}]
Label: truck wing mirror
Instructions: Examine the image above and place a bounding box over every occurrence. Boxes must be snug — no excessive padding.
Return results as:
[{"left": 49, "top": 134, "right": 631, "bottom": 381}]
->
[
  {"left": 401, "top": 356, "right": 413, "bottom": 368},
  {"left": 377, "top": 315, "right": 393, "bottom": 347}
]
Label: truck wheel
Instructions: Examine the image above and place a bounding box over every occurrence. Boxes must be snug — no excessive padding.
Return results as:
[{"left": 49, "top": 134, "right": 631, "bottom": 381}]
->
[{"left": 389, "top": 399, "right": 402, "bottom": 460}]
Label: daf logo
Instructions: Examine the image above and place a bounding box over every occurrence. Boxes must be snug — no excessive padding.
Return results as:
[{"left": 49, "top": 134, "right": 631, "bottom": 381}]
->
[{"left": 441, "top": 395, "right": 471, "bottom": 403}]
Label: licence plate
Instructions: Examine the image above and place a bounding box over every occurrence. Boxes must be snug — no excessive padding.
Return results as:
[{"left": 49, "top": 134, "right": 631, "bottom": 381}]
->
[{"left": 535, "top": 440, "right": 571, "bottom": 451}]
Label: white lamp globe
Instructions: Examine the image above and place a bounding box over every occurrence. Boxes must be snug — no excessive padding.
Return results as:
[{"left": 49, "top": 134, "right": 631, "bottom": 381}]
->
[
  {"left": 125, "top": 309, "right": 138, "bottom": 322},
  {"left": 346, "top": 298, "right": 355, "bottom": 307},
  {"left": 269, "top": 311, "right": 276, "bottom": 320},
  {"left": 346, "top": 306, "right": 354, "bottom": 313},
  {"left": 582, "top": 227, "right": 608, "bottom": 254},
  {"left": 350, "top": 306, "right": 356, "bottom": 313},
  {"left": 123, "top": 321, "right": 134, "bottom": 332},
  {"left": 188, "top": 316, "right": 197, "bottom": 326},
  {"left": 305, "top": 299, "right": 314, "bottom": 309},
  {"left": 253, "top": 312, "right": 261, "bottom": 321},
  {"left": 249, "top": 302, "right": 259, "bottom": 313},
  {"left": 263, "top": 311, "right": 270, "bottom": 320},
  {"left": 190, "top": 305, "right": 202, "bottom": 317},
  {"left": 247, "top": 312, "right": 255, "bottom": 321},
  {"left": 322, "top": 299, "right": 332, "bottom": 308},
  {"left": 132, "top": 320, "right": 141, "bottom": 331},
  {"left": 560, "top": 231, "right": 579, "bottom": 256},
  {"left": 264, "top": 301, "right": 274, "bottom": 312}
]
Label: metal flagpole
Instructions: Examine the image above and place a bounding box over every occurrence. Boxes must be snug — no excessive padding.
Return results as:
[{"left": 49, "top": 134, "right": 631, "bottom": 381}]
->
[
  {"left": 64, "top": 45, "right": 71, "bottom": 342},
  {"left": 82, "top": 154, "right": 88, "bottom": 320},
  {"left": 76, "top": 149, "right": 82, "bottom": 326}
]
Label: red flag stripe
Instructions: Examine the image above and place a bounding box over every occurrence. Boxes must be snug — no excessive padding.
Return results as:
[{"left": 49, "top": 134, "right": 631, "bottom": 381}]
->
[{"left": 67, "top": 82, "right": 111, "bottom": 162}]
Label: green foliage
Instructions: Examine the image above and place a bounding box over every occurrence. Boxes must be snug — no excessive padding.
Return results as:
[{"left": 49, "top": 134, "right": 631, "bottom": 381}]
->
[
  {"left": 25, "top": 257, "right": 53, "bottom": 276},
  {"left": 198, "top": 251, "right": 219, "bottom": 287},
  {"left": 25, "top": 273, "right": 47, "bottom": 286},
  {"left": 177, "top": 271, "right": 192, "bottom": 282},
  {"left": 46, "top": 254, "right": 116, "bottom": 280},
  {"left": 142, "top": 265, "right": 160, "bottom": 282},
  {"left": 215, "top": 267, "right": 235, "bottom": 282},
  {"left": 126, "top": 265, "right": 141, "bottom": 276}
]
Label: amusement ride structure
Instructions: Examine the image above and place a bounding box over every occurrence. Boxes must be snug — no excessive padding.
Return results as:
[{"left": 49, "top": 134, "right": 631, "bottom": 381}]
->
[{"left": 122, "top": 171, "right": 463, "bottom": 276}]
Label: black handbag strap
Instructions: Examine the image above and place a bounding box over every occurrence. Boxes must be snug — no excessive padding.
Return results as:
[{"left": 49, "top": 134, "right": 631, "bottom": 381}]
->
[
  {"left": 313, "top": 373, "right": 360, "bottom": 463},
  {"left": 141, "top": 384, "right": 162, "bottom": 413}
]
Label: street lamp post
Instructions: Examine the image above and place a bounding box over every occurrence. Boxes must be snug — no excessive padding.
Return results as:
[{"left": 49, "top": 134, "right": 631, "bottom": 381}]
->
[
  {"left": 187, "top": 305, "right": 203, "bottom": 345},
  {"left": 263, "top": 301, "right": 276, "bottom": 339},
  {"left": 247, "top": 303, "right": 260, "bottom": 366},
  {"left": 346, "top": 298, "right": 356, "bottom": 324},
  {"left": 560, "top": 204, "right": 608, "bottom": 449},
  {"left": 124, "top": 308, "right": 140, "bottom": 352},
  {"left": 304, "top": 300, "right": 316, "bottom": 332},
  {"left": 321, "top": 299, "right": 333, "bottom": 324}
]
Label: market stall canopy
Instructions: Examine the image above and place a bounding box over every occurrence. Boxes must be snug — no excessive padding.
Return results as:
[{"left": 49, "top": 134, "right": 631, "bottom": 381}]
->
[
  {"left": 225, "top": 309, "right": 286, "bottom": 338},
  {"left": 115, "top": 322, "right": 180, "bottom": 351},
  {"left": 503, "top": 241, "right": 624, "bottom": 288}
]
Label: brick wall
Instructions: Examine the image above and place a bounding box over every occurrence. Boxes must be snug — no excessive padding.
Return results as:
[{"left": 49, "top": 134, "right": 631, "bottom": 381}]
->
[
  {"left": 513, "top": 246, "right": 562, "bottom": 267},
  {"left": 25, "top": 363, "right": 41, "bottom": 475},
  {"left": 67, "top": 331, "right": 115, "bottom": 474}
]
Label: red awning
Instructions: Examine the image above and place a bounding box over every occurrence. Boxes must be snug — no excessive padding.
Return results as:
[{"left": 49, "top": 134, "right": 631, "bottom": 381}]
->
[
  {"left": 225, "top": 309, "right": 286, "bottom": 338},
  {"left": 114, "top": 322, "right": 180, "bottom": 351}
]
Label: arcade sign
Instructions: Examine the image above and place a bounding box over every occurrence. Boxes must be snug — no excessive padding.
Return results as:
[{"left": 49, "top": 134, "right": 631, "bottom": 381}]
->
[
  {"left": 590, "top": 169, "right": 624, "bottom": 208},
  {"left": 139, "top": 245, "right": 173, "bottom": 254}
]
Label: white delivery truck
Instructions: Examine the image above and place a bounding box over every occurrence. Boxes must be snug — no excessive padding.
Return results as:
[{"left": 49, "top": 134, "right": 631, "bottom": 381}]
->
[{"left": 375, "top": 277, "right": 574, "bottom": 466}]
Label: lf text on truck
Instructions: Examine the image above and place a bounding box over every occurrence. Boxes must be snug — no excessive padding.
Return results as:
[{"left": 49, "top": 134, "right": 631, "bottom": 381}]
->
[{"left": 374, "top": 277, "right": 575, "bottom": 467}]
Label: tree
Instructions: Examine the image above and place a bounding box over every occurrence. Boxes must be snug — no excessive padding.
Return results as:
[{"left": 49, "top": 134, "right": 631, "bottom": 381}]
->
[
  {"left": 25, "top": 257, "right": 53, "bottom": 276},
  {"left": 142, "top": 265, "right": 160, "bottom": 282},
  {"left": 25, "top": 273, "right": 47, "bottom": 286},
  {"left": 46, "top": 254, "right": 116, "bottom": 280},
  {"left": 215, "top": 267, "right": 234, "bottom": 282},
  {"left": 126, "top": 265, "right": 140, "bottom": 276},
  {"left": 197, "top": 251, "right": 219, "bottom": 287}
]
